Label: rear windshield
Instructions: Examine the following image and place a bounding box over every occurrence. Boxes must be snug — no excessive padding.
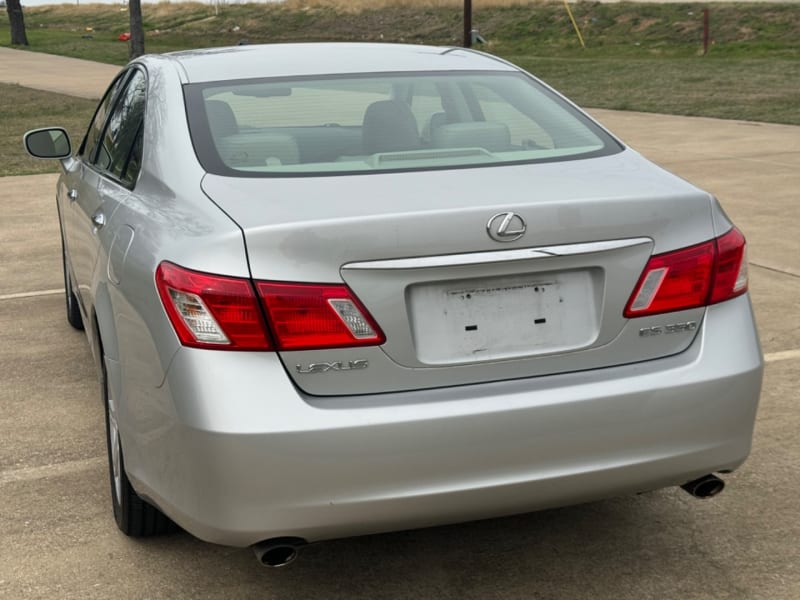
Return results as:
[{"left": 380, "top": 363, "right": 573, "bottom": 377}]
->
[{"left": 184, "top": 71, "right": 621, "bottom": 177}]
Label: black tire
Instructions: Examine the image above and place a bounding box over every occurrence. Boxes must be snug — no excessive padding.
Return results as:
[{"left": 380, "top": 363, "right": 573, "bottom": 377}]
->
[
  {"left": 61, "top": 238, "right": 84, "bottom": 331},
  {"left": 102, "top": 355, "right": 174, "bottom": 537}
]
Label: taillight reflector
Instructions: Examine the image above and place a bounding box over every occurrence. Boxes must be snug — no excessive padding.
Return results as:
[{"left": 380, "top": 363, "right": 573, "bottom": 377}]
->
[
  {"left": 256, "top": 282, "right": 385, "bottom": 351},
  {"left": 156, "top": 262, "right": 271, "bottom": 350},
  {"left": 625, "top": 228, "right": 748, "bottom": 318}
]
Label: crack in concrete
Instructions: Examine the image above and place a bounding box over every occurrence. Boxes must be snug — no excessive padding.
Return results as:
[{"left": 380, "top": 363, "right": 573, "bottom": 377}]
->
[{"left": 750, "top": 262, "right": 800, "bottom": 279}]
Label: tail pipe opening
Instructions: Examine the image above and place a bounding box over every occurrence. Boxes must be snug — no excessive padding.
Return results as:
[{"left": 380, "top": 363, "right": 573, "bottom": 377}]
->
[
  {"left": 252, "top": 537, "right": 307, "bottom": 567},
  {"left": 681, "top": 474, "right": 725, "bottom": 499}
]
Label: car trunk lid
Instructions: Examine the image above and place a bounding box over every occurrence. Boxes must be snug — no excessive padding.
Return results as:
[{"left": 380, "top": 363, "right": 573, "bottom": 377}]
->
[{"left": 201, "top": 151, "right": 713, "bottom": 396}]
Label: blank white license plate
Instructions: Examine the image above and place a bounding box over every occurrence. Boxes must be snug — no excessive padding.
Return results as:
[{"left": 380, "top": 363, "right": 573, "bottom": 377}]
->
[{"left": 408, "top": 270, "right": 598, "bottom": 365}]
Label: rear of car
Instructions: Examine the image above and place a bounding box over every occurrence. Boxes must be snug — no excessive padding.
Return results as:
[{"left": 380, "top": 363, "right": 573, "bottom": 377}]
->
[{"left": 94, "top": 45, "right": 763, "bottom": 548}]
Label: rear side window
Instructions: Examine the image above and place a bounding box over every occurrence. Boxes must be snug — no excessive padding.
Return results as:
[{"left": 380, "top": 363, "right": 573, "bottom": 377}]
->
[{"left": 184, "top": 71, "right": 621, "bottom": 177}]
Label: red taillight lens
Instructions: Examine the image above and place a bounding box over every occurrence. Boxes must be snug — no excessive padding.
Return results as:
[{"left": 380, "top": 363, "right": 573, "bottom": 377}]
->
[
  {"left": 710, "top": 227, "right": 748, "bottom": 303},
  {"left": 624, "top": 227, "right": 748, "bottom": 318},
  {"left": 156, "top": 264, "right": 385, "bottom": 352},
  {"left": 625, "top": 241, "right": 715, "bottom": 316},
  {"left": 156, "top": 262, "right": 271, "bottom": 350},
  {"left": 256, "top": 282, "right": 386, "bottom": 350}
]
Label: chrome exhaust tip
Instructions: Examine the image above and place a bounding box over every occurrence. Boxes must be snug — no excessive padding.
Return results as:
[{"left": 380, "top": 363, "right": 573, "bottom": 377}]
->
[
  {"left": 681, "top": 474, "right": 725, "bottom": 499},
  {"left": 252, "top": 537, "right": 307, "bottom": 567}
]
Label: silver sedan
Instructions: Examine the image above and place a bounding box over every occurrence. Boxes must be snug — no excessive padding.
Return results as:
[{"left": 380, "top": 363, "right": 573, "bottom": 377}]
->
[{"left": 24, "top": 43, "right": 762, "bottom": 567}]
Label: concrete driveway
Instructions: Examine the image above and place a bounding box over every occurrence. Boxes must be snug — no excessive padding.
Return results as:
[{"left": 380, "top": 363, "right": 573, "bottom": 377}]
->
[{"left": 1, "top": 47, "right": 799, "bottom": 599}]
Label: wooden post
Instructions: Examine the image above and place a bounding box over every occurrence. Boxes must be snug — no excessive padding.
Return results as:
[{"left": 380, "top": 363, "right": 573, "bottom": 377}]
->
[
  {"left": 464, "top": 0, "right": 472, "bottom": 48},
  {"left": 703, "top": 8, "right": 710, "bottom": 55}
]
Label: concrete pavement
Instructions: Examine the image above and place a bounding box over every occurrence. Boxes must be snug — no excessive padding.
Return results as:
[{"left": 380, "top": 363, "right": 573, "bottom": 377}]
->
[
  {"left": 1, "top": 47, "right": 799, "bottom": 599},
  {"left": 0, "top": 46, "right": 121, "bottom": 99}
]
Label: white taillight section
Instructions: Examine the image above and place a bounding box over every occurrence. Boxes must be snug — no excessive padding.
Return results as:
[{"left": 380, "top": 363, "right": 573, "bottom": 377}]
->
[
  {"left": 734, "top": 248, "right": 749, "bottom": 292},
  {"left": 625, "top": 227, "right": 748, "bottom": 318},
  {"left": 167, "top": 289, "right": 229, "bottom": 344},
  {"left": 628, "top": 267, "right": 668, "bottom": 313},
  {"left": 327, "top": 299, "right": 378, "bottom": 339}
]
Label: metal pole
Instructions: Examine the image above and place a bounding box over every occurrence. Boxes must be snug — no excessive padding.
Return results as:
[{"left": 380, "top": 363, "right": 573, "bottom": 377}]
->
[
  {"left": 563, "top": 0, "right": 586, "bottom": 50},
  {"left": 464, "top": 0, "right": 472, "bottom": 48}
]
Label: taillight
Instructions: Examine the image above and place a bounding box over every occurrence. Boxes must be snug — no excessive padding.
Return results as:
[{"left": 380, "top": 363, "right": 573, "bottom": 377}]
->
[
  {"left": 624, "top": 227, "right": 748, "bottom": 318},
  {"left": 156, "top": 262, "right": 385, "bottom": 351},
  {"left": 156, "top": 262, "right": 271, "bottom": 350},
  {"left": 709, "top": 227, "right": 748, "bottom": 304},
  {"left": 256, "top": 282, "right": 385, "bottom": 350}
]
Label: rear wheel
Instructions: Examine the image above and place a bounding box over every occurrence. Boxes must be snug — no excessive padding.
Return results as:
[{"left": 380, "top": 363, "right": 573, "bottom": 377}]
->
[
  {"left": 102, "top": 355, "right": 173, "bottom": 537},
  {"left": 61, "top": 239, "right": 83, "bottom": 331}
]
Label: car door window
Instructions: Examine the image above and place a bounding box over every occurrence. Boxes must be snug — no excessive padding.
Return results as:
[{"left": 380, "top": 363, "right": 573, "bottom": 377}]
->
[
  {"left": 80, "top": 73, "right": 128, "bottom": 160},
  {"left": 94, "top": 69, "right": 147, "bottom": 187}
]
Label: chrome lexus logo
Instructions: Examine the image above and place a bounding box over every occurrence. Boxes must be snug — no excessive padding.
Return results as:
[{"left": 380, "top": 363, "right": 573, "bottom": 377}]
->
[{"left": 486, "top": 212, "right": 526, "bottom": 242}]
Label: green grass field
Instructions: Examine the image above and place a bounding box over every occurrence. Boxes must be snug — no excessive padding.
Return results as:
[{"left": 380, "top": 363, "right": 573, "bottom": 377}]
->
[
  {"left": 1, "top": 1, "right": 798, "bottom": 176},
  {"left": 0, "top": 84, "right": 96, "bottom": 176}
]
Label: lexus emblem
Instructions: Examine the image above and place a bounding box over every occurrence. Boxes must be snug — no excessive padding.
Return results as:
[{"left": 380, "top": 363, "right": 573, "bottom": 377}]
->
[{"left": 486, "top": 212, "right": 526, "bottom": 242}]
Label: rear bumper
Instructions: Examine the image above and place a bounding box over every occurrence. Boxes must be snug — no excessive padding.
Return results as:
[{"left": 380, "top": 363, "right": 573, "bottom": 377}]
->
[{"left": 123, "top": 295, "right": 762, "bottom": 547}]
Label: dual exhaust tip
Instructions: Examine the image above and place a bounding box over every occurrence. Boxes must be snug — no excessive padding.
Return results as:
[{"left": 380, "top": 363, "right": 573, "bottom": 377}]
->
[{"left": 251, "top": 475, "right": 725, "bottom": 567}]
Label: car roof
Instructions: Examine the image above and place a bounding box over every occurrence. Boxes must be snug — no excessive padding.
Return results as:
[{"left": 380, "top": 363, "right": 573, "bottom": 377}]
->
[{"left": 163, "top": 43, "right": 517, "bottom": 83}]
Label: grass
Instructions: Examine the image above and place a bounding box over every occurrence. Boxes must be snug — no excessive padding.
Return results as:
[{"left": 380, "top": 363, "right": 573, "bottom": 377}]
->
[
  {"left": 0, "top": 84, "right": 96, "bottom": 176},
  {"left": 7, "top": 2, "right": 798, "bottom": 60},
  {"left": 517, "top": 57, "right": 800, "bottom": 124},
  {"left": 0, "top": 1, "right": 798, "bottom": 176}
]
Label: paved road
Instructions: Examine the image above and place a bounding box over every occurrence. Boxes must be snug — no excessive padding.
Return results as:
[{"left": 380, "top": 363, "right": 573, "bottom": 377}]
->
[{"left": 1, "top": 47, "right": 799, "bottom": 599}]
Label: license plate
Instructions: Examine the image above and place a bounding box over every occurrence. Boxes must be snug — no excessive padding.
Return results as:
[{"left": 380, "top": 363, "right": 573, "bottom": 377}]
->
[{"left": 408, "top": 270, "right": 598, "bottom": 364}]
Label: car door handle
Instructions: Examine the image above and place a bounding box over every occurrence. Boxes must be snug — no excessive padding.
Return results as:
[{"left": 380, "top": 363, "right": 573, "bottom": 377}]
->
[
  {"left": 91, "top": 211, "right": 106, "bottom": 231},
  {"left": 68, "top": 189, "right": 78, "bottom": 202}
]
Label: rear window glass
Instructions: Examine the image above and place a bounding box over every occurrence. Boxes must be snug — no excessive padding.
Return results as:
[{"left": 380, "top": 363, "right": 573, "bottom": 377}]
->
[{"left": 184, "top": 71, "right": 621, "bottom": 177}]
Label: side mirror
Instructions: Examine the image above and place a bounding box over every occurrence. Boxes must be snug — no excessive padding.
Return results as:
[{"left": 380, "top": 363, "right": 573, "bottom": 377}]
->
[{"left": 23, "top": 127, "right": 72, "bottom": 160}]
